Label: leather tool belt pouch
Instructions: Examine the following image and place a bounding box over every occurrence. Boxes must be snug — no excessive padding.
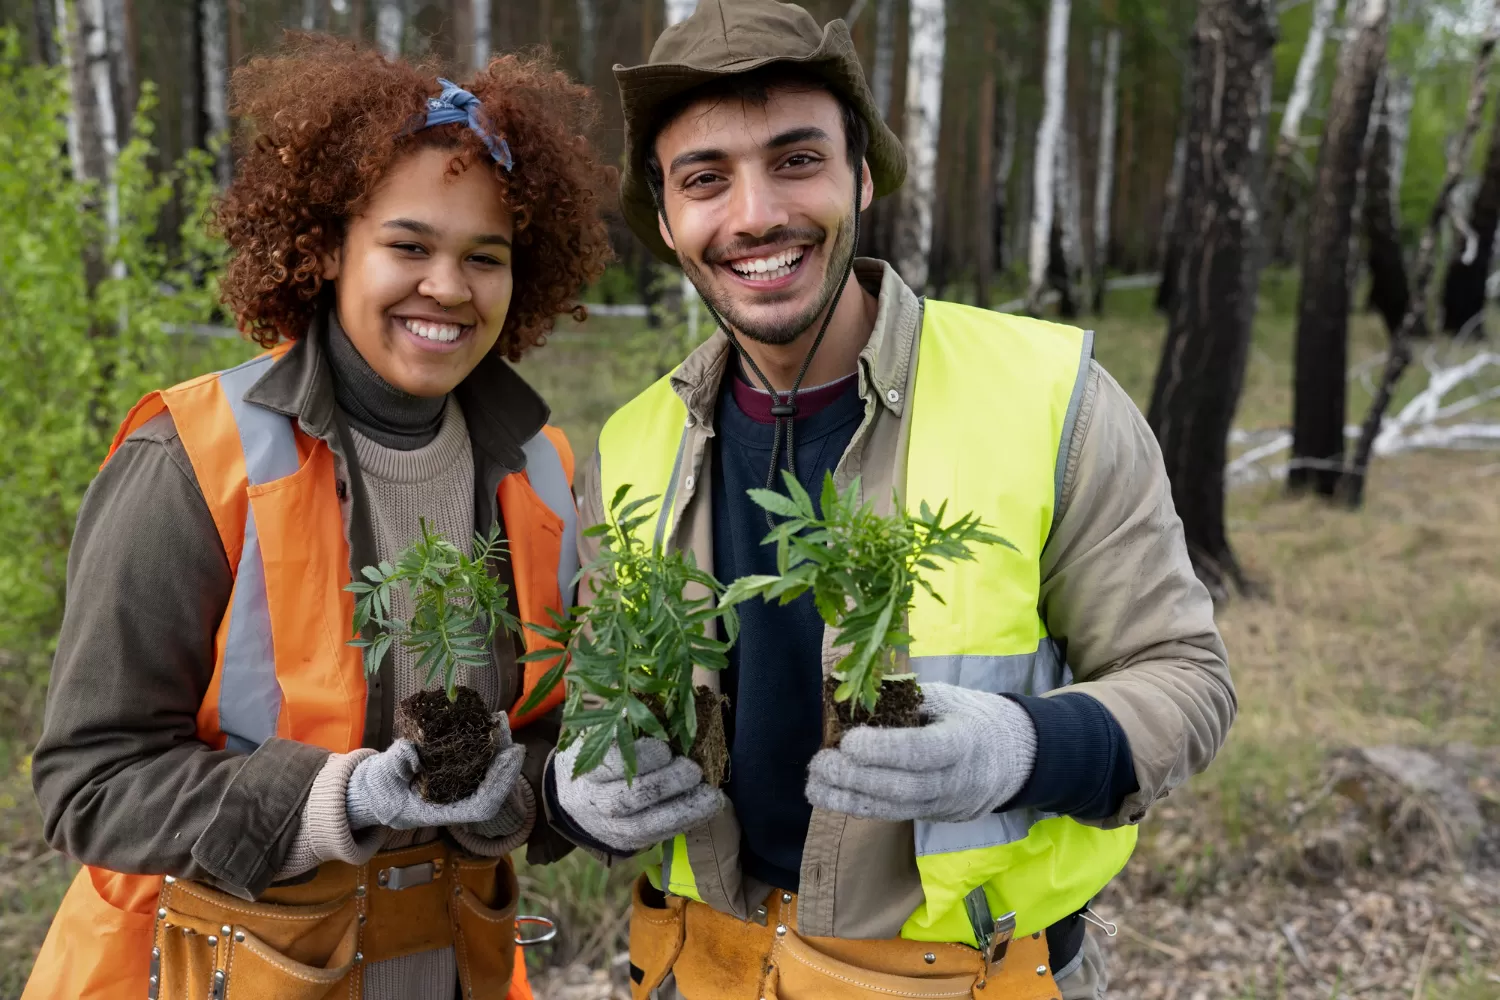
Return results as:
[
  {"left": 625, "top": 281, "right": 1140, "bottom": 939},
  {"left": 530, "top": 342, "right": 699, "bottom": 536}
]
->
[
  {"left": 149, "top": 840, "right": 519, "bottom": 999},
  {"left": 626, "top": 873, "right": 1063, "bottom": 1000}
]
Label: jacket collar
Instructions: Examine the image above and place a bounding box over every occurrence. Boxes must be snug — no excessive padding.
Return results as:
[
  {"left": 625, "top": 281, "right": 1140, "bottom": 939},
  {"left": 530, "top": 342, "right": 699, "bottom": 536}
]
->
[
  {"left": 667, "top": 258, "right": 921, "bottom": 426},
  {"left": 243, "top": 308, "right": 550, "bottom": 474}
]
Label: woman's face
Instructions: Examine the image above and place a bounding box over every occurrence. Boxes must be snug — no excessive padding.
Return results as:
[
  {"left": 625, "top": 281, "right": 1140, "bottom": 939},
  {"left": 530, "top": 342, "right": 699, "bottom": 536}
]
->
[{"left": 322, "top": 146, "right": 515, "bottom": 397}]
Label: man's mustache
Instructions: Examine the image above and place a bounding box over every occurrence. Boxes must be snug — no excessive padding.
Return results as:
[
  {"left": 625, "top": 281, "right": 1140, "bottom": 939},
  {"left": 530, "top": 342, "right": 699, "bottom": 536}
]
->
[{"left": 702, "top": 227, "right": 826, "bottom": 264}]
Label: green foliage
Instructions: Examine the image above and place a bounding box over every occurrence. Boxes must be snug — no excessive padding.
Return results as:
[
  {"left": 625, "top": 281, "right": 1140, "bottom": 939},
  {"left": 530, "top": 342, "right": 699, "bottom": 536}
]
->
[
  {"left": 0, "top": 30, "right": 241, "bottom": 671},
  {"left": 722, "top": 473, "right": 1011, "bottom": 715},
  {"left": 516, "top": 486, "right": 739, "bottom": 783},
  {"left": 346, "top": 521, "right": 519, "bottom": 700}
]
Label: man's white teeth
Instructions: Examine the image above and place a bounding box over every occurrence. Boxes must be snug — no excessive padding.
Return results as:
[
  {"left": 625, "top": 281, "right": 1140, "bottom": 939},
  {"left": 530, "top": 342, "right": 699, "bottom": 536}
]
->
[
  {"left": 729, "top": 248, "right": 805, "bottom": 280},
  {"left": 402, "top": 318, "right": 463, "bottom": 343}
]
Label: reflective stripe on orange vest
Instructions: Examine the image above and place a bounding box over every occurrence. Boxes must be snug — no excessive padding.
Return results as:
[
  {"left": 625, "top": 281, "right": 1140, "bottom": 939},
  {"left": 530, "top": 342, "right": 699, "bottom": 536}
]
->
[{"left": 24, "top": 351, "right": 574, "bottom": 1000}]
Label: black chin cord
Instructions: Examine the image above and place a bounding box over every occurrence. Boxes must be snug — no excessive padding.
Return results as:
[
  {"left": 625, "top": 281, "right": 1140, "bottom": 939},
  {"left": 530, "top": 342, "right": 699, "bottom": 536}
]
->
[{"left": 656, "top": 169, "right": 863, "bottom": 528}]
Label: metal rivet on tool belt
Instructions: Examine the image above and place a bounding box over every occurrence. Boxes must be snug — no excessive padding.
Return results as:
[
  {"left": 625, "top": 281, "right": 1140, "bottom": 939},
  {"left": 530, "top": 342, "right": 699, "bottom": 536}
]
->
[
  {"left": 152, "top": 948, "right": 160, "bottom": 959},
  {"left": 775, "top": 924, "right": 787, "bottom": 936},
  {"left": 355, "top": 952, "right": 364, "bottom": 963},
  {"left": 378, "top": 870, "right": 390, "bottom": 886},
  {"left": 220, "top": 925, "right": 231, "bottom": 936},
  {"left": 156, "top": 908, "right": 166, "bottom": 919},
  {"left": 163, "top": 875, "right": 175, "bottom": 884},
  {"left": 206, "top": 936, "right": 217, "bottom": 947},
  {"left": 923, "top": 953, "right": 936, "bottom": 964},
  {"left": 355, "top": 885, "right": 366, "bottom": 897},
  {"left": 148, "top": 976, "right": 158, "bottom": 986},
  {"left": 359, "top": 914, "right": 367, "bottom": 924},
  {"left": 1036, "top": 966, "right": 1048, "bottom": 976},
  {"left": 886, "top": 389, "right": 900, "bottom": 404},
  {"left": 781, "top": 893, "right": 792, "bottom": 904},
  {"left": 234, "top": 931, "right": 245, "bottom": 942}
]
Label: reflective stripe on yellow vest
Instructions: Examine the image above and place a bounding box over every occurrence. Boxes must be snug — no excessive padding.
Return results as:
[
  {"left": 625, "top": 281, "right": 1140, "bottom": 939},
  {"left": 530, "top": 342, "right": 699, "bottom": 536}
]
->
[
  {"left": 594, "top": 301, "right": 1137, "bottom": 943},
  {"left": 24, "top": 350, "right": 575, "bottom": 1000}
]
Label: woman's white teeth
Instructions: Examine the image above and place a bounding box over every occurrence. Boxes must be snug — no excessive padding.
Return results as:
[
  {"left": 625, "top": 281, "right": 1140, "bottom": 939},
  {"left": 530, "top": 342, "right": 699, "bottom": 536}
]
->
[
  {"left": 730, "top": 248, "right": 805, "bottom": 281},
  {"left": 402, "top": 318, "right": 463, "bottom": 343}
]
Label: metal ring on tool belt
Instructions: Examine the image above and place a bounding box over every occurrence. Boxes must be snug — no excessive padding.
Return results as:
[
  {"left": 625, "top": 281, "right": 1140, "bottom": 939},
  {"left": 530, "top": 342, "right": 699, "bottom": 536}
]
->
[{"left": 516, "top": 914, "right": 558, "bottom": 947}]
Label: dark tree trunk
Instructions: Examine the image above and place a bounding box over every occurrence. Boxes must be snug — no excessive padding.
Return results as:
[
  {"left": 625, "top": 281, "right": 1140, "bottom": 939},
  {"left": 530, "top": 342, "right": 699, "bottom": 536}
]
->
[
  {"left": 1364, "top": 83, "right": 1423, "bottom": 339},
  {"left": 1289, "top": 0, "right": 1390, "bottom": 496},
  {"left": 33, "top": 0, "right": 58, "bottom": 65},
  {"left": 975, "top": 19, "right": 997, "bottom": 308},
  {"left": 1440, "top": 79, "right": 1500, "bottom": 337},
  {"left": 1048, "top": 220, "right": 1078, "bottom": 318},
  {"left": 1146, "top": 0, "right": 1277, "bottom": 600}
]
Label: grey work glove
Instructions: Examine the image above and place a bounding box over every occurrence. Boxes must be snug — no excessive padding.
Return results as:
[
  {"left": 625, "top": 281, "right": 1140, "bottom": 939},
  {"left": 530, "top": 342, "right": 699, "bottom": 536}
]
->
[
  {"left": 346, "top": 713, "right": 526, "bottom": 830},
  {"left": 805, "top": 682, "right": 1038, "bottom": 823},
  {"left": 553, "top": 737, "right": 726, "bottom": 854}
]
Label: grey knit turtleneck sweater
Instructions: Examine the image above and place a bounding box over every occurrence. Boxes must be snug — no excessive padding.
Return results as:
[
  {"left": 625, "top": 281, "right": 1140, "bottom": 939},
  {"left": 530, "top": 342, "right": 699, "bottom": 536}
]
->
[{"left": 270, "top": 315, "right": 531, "bottom": 1000}]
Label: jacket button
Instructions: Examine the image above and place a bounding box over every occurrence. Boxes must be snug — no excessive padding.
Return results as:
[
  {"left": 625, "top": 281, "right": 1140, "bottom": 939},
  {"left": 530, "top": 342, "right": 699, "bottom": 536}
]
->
[
  {"left": 685, "top": 476, "right": 695, "bottom": 490},
  {"left": 335, "top": 479, "right": 348, "bottom": 500},
  {"left": 886, "top": 389, "right": 900, "bottom": 404}
]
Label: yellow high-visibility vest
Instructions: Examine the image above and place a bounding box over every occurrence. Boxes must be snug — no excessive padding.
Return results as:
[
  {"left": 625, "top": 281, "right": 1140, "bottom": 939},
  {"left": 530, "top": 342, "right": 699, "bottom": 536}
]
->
[{"left": 595, "top": 300, "right": 1137, "bottom": 943}]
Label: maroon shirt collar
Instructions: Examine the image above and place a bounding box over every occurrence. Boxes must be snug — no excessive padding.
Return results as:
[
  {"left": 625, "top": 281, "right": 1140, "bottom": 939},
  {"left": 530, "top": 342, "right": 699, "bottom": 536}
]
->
[{"left": 729, "top": 367, "right": 859, "bottom": 425}]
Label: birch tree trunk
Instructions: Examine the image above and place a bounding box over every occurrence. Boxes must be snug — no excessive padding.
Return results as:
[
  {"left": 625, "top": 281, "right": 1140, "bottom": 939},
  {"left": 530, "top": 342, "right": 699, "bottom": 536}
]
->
[
  {"left": 871, "top": 0, "right": 897, "bottom": 120},
  {"left": 1154, "top": 129, "right": 1187, "bottom": 310},
  {"left": 376, "top": 0, "right": 403, "bottom": 57},
  {"left": 1265, "top": 0, "right": 1338, "bottom": 261},
  {"left": 1343, "top": 4, "right": 1500, "bottom": 505},
  {"left": 976, "top": 19, "right": 997, "bottom": 307},
  {"left": 995, "top": 62, "right": 1019, "bottom": 273},
  {"left": 1364, "top": 78, "right": 1418, "bottom": 338},
  {"left": 1052, "top": 123, "right": 1084, "bottom": 317},
  {"left": 201, "top": 0, "right": 231, "bottom": 185},
  {"left": 1146, "top": 0, "right": 1277, "bottom": 599},
  {"left": 1027, "top": 0, "right": 1071, "bottom": 314},
  {"left": 893, "top": 0, "right": 946, "bottom": 291},
  {"left": 1092, "top": 27, "right": 1121, "bottom": 313},
  {"left": 103, "top": 0, "right": 133, "bottom": 140},
  {"left": 1289, "top": 0, "right": 1390, "bottom": 496},
  {"left": 663, "top": 0, "right": 699, "bottom": 338},
  {"left": 1386, "top": 73, "right": 1413, "bottom": 211},
  {"left": 1440, "top": 72, "right": 1500, "bottom": 336},
  {"left": 576, "top": 0, "right": 597, "bottom": 83},
  {"left": 470, "top": 0, "right": 489, "bottom": 69}
]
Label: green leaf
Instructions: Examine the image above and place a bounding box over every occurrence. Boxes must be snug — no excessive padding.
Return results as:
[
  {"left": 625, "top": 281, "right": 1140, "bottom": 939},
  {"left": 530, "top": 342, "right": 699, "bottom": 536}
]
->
[{"left": 745, "top": 488, "right": 803, "bottom": 519}]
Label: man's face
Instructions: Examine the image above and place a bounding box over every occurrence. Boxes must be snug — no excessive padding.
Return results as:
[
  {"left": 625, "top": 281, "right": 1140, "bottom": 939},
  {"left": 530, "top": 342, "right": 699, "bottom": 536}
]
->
[{"left": 654, "top": 86, "right": 873, "bottom": 346}]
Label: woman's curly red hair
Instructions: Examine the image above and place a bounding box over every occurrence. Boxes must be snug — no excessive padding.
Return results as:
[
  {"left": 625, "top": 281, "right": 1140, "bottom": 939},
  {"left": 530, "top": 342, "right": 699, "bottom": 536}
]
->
[{"left": 215, "top": 34, "right": 614, "bottom": 358}]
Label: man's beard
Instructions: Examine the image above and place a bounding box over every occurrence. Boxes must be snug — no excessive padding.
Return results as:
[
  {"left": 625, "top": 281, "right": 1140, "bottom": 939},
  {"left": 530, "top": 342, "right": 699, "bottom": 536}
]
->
[{"left": 681, "top": 209, "right": 857, "bottom": 347}]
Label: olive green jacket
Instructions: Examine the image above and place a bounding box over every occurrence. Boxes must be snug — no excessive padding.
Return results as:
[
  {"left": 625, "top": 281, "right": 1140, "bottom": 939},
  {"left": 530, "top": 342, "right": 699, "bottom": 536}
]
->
[{"left": 568, "top": 260, "right": 1233, "bottom": 984}]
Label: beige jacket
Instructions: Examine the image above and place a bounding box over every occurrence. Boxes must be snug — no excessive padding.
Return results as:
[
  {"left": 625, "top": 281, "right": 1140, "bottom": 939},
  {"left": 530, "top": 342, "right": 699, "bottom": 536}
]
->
[{"left": 572, "top": 260, "right": 1232, "bottom": 964}]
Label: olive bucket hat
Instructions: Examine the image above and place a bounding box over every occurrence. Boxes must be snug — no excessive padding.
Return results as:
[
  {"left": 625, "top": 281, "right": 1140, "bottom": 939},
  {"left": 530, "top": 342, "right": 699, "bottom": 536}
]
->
[{"left": 614, "top": 0, "right": 907, "bottom": 265}]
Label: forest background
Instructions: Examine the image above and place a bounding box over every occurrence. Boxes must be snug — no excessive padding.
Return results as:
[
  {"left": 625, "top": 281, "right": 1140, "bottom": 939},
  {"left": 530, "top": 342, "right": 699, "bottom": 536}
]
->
[{"left": 0, "top": 0, "right": 1498, "bottom": 996}]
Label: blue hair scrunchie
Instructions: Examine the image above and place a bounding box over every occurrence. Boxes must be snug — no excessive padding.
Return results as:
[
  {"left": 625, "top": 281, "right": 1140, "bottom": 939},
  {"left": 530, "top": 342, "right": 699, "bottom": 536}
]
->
[{"left": 415, "top": 78, "right": 514, "bottom": 171}]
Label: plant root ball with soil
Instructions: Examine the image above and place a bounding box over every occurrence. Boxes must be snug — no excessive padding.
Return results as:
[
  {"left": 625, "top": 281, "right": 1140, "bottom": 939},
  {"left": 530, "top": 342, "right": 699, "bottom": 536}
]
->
[
  {"left": 394, "top": 686, "right": 497, "bottom": 803},
  {"left": 822, "top": 675, "right": 925, "bottom": 748},
  {"left": 645, "top": 686, "right": 731, "bottom": 789}
]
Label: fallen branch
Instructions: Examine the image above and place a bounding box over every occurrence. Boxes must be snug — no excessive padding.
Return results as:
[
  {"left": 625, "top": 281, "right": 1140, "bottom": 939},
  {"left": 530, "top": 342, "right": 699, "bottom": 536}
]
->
[{"left": 1341, "top": 3, "right": 1500, "bottom": 506}]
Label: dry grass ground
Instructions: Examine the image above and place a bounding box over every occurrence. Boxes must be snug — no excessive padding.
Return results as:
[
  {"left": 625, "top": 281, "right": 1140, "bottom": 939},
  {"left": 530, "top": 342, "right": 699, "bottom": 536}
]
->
[{"left": 1, "top": 284, "right": 1496, "bottom": 998}]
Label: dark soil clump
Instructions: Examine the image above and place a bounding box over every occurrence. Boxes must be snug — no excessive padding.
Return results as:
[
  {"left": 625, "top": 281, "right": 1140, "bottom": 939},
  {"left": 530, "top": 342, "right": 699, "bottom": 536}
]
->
[
  {"left": 644, "top": 686, "right": 731, "bottom": 789},
  {"left": 394, "top": 686, "right": 496, "bottom": 803},
  {"left": 822, "top": 675, "right": 925, "bottom": 748},
  {"left": 690, "top": 688, "right": 730, "bottom": 788}
]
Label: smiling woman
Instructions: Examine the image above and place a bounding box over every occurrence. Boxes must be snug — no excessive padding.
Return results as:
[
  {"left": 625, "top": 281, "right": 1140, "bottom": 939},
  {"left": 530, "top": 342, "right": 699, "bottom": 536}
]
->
[{"left": 23, "top": 33, "right": 611, "bottom": 1000}]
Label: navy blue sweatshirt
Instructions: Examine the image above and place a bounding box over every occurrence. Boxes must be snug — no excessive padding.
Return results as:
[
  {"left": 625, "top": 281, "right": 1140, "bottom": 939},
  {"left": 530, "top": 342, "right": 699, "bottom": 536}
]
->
[{"left": 709, "top": 368, "right": 1138, "bottom": 892}]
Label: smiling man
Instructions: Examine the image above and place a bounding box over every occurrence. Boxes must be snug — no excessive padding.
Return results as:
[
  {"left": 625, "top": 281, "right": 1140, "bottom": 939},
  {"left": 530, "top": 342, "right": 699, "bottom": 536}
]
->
[{"left": 544, "top": 2, "right": 1235, "bottom": 998}]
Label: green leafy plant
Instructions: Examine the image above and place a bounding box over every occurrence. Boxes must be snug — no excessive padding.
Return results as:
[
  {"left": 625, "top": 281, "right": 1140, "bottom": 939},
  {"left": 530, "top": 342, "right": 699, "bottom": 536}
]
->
[
  {"left": 516, "top": 486, "right": 739, "bottom": 783},
  {"left": 722, "top": 472, "right": 1012, "bottom": 715},
  {"left": 346, "top": 520, "right": 519, "bottom": 699}
]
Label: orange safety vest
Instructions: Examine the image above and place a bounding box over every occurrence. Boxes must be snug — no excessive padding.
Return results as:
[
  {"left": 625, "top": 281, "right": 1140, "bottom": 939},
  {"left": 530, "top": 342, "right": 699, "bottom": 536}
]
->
[{"left": 24, "top": 350, "right": 571, "bottom": 1000}]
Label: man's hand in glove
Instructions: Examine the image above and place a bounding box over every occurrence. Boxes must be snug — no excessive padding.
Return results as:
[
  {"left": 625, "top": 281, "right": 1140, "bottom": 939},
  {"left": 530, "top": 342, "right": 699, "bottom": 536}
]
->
[
  {"left": 806, "top": 682, "right": 1038, "bottom": 823},
  {"left": 552, "top": 737, "right": 724, "bottom": 854},
  {"left": 347, "top": 713, "right": 526, "bottom": 830}
]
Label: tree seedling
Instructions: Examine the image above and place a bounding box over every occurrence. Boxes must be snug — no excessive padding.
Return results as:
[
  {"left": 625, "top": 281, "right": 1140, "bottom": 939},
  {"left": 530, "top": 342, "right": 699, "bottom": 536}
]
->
[
  {"left": 721, "top": 472, "right": 1011, "bottom": 745},
  {"left": 516, "top": 486, "right": 739, "bottom": 785},
  {"left": 347, "top": 520, "right": 518, "bottom": 802}
]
